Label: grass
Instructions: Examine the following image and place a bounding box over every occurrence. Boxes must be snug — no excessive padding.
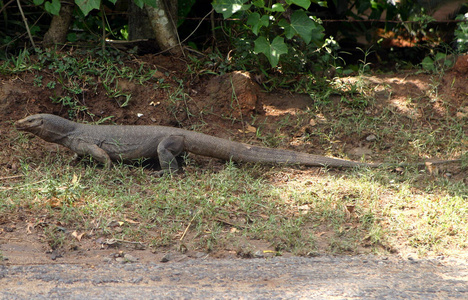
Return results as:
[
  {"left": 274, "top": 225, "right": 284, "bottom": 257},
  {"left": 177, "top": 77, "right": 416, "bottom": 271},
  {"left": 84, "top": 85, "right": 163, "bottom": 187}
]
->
[
  {"left": 1, "top": 48, "right": 160, "bottom": 118},
  {"left": 2, "top": 135, "right": 467, "bottom": 257},
  {"left": 1, "top": 50, "right": 467, "bottom": 259}
]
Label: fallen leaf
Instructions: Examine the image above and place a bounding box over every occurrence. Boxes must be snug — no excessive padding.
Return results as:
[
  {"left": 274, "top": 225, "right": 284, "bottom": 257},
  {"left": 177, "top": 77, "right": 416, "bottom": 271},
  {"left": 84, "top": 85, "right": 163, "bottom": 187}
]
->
[
  {"left": 71, "top": 230, "right": 85, "bottom": 241},
  {"left": 71, "top": 173, "right": 79, "bottom": 184},
  {"left": 239, "top": 123, "right": 256, "bottom": 133},
  {"left": 346, "top": 205, "right": 355, "bottom": 213},
  {"left": 26, "top": 223, "right": 34, "bottom": 234},
  {"left": 124, "top": 218, "right": 139, "bottom": 224}
]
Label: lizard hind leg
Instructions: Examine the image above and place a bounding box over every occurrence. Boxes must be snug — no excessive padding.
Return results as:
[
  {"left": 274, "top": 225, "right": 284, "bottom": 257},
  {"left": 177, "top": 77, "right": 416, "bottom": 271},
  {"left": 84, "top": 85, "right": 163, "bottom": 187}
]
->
[{"left": 157, "top": 135, "right": 185, "bottom": 175}]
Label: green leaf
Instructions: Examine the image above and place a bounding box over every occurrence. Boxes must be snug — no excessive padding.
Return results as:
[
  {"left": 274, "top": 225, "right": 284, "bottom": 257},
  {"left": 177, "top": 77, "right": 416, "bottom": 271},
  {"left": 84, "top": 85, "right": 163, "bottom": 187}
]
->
[
  {"left": 142, "top": 0, "right": 157, "bottom": 8},
  {"left": 421, "top": 57, "right": 434, "bottom": 71},
  {"left": 67, "top": 33, "right": 77, "bottom": 42},
  {"left": 280, "top": 11, "right": 325, "bottom": 45},
  {"left": 44, "top": 0, "right": 61, "bottom": 15},
  {"left": 30, "top": 25, "right": 41, "bottom": 35},
  {"left": 178, "top": 0, "right": 195, "bottom": 25},
  {"left": 312, "top": 0, "right": 327, "bottom": 7},
  {"left": 254, "top": 36, "right": 288, "bottom": 67},
  {"left": 133, "top": 0, "right": 144, "bottom": 8},
  {"left": 33, "top": 0, "right": 44, "bottom": 5},
  {"left": 434, "top": 52, "right": 447, "bottom": 61},
  {"left": 271, "top": 3, "right": 285, "bottom": 12},
  {"left": 247, "top": 13, "right": 269, "bottom": 35},
  {"left": 278, "top": 19, "right": 295, "bottom": 39},
  {"left": 212, "top": 0, "right": 251, "bottom": 19},
  {"left": 252, "top": 0, "right": 265, "bottom": 8},
  {"left": 76, "top": 0, "right": 100, "bottom": 16},
  {"left": 285, "top": 0, "right": 311, "bottom": 10},
  {"left": 290, "top": 10, "right": 315, "bottom": 44}
]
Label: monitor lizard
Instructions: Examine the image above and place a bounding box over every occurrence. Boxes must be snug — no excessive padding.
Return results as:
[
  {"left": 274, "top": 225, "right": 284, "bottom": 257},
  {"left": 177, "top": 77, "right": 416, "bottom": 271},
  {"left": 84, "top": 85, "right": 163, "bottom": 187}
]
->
[{"left": 15, "top": 114, "right": 459, "bottom": 175}]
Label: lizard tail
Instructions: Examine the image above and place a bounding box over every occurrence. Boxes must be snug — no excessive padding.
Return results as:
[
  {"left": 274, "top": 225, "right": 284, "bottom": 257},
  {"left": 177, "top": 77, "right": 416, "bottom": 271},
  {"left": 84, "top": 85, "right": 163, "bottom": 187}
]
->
[{"left": 184, "top": 133, "right": 379, "bottom": 168}]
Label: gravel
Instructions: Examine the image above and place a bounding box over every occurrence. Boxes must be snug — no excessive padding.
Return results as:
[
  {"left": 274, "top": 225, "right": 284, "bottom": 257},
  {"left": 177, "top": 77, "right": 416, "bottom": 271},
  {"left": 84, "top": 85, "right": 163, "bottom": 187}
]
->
[{"left": 1, "top": 255, "right": 467, "bottom": 299}]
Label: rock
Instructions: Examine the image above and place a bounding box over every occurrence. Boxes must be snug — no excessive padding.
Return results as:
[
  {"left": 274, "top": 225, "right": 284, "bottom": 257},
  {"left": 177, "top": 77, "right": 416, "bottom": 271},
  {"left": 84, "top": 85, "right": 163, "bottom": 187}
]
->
[
  {"left": 161, "top": 253, "right": 171, "bottom": 263},
  {"left": 452, "top": 55, "right": 468, "bottom": 75},
  {"left": 366, "top": 134, "right": 377, "bottom": 142},
  {"left": 115, "top": 257, "right": 126, "bottom": 264},
  {"left": 206, "top": 71, "right": 262, "bottom": 118},
  {"left": 253, "top": 250, "right": 264, "bottom": 258},
  {"left": 124, "top": 253, "right": 139, "bottom": 263},
  {"left": 350, "top": 147, "right": 373, "bottom": 156},
  {"left": 50, "top": 249, "right": 62, "bottom": 260}
]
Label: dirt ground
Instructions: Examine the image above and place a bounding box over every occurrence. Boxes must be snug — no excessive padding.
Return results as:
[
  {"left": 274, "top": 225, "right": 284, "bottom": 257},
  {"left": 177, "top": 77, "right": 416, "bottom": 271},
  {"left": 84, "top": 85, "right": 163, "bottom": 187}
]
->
[{"left": 1, "top": 53, "right": 467, "bottom": 265}]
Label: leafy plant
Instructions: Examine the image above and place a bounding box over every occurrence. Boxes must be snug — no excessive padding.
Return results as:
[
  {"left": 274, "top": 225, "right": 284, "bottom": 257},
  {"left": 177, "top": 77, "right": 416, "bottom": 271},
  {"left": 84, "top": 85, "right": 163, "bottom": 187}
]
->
[
  {"left": 212, "top": 0, "right": 327, "bottom": 68},
  {"left": 33, "top": 0, "right": 157, "bottom": 17},
  {"left": 421, "top": 52, "right": 455, "bottom": 73},
  {"left": 0, "top": 49, "right": 40, "bottom": 74},
  {"left": 455, "top": 12, "right": 468, "bottom": 53}
]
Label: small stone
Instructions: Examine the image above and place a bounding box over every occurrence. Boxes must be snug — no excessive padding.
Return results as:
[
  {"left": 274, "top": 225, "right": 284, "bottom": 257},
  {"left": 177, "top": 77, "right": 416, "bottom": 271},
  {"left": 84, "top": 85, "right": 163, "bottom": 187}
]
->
[
  {"left": 124, "top": 253, "right": 139, "bottom": 262},
  {"left": 193, "top": 252, "right": 207, "bottom": 259},
  {"left": 50, "top": 249, "right": 62, "bottom": 260},
  {"left": 115, "top": 257, "right": 126, "bottom": 263},
  {"left": 366, "top": 134, "right": 377, "bottom": 142},
  {"left": 253, "top": 250, "right": 264, "bottom": 258},
  {"left": 161, "top": 253, "right": 171, "bottom": 263},
  {"left": 350, "top": 147, "right": 373, "bottom": 156}
]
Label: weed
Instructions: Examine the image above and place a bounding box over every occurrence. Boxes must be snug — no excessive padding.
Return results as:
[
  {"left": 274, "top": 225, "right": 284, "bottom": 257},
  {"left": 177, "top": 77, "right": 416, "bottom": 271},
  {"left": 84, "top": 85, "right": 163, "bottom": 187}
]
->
[
  {"left": 168, "top": 80, "right": 198, "bottom": 125},
  {"left": 0, "top": 49, "right": 39, "bottom": 74},
  {"left": 1, "top": 48, "right": 162, "bottom": 116},
  {"left": 33, "top": 75, "right": 43, "bottom": 87},
  {"left": 421, "top": 52, "right": 456, "bottom": 74}
]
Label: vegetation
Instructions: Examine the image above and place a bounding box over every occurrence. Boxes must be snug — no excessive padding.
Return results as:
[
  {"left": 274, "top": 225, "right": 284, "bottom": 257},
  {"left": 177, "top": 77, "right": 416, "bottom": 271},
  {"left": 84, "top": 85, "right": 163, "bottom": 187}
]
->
[
  {"left": 0, "top": 1, "right": 467, "bottom": 259},
  {"left": 1, "top": 0, "right": 467, "bottom": 71},
  {"left": 3, "top": 97, "right": 467, "bottom": 256}
]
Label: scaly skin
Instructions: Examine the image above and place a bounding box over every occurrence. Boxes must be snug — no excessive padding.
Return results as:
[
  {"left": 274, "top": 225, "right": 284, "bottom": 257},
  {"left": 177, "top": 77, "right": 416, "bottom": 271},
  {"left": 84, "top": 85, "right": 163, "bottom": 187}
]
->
[{"left": 14, "top": 114, "right": 390, "bottom": 173}]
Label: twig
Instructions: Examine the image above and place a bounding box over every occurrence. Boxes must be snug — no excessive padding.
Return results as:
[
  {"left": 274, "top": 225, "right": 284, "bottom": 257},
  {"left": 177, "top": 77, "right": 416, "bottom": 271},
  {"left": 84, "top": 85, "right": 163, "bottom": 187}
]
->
[
  {"left": 105, "top": 238, "right": 144, "bottom": 245},
  {"left": 100, "top": 1, "right": 106, "bottom": 52},
  {"left": 180, "top": 210, "right": 201, "bottom": 241},
  {"left": 0, "top": 0, "right": 15, "bottom": 14},
  {"left": 16, "top": 0, "right": 36, "bottom": 48},
  {"left": 213, "top": 217, "right": 245, "bottom": 229},
  {"left": 321, "top": 18, "right": 468, "bottom": 24},
  {"left": 165, "top": 0, "right": 185, "bottom": 57},
  {"left": 0, "top": 175, "right": 24, "bottom": 180},
  {"left": 0, "top": 179, "right": 47, "bottom": 191},
  {"left": 149, "top": 8, "right": 214, "bottom": 56}
]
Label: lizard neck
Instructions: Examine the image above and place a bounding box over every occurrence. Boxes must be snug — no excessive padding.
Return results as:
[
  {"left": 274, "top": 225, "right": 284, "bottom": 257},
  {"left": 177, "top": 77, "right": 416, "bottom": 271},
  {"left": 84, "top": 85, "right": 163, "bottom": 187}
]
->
[{"left": 39, "top": 115, "right": 78, "bottom": 143}]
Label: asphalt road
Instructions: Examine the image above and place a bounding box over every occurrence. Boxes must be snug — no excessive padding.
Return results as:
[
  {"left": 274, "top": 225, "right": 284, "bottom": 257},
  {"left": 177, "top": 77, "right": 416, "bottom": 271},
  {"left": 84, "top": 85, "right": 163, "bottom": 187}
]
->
[{"left": 1, "top": 256, "right": 468, "bottom": 299}]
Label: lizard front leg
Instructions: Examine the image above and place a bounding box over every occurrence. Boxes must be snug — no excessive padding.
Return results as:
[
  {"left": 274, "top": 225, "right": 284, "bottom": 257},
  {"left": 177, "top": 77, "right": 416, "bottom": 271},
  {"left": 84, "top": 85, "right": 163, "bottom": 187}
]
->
[
  {"left": 74, "top": 142, "right": 113, "bottom": 169},
  {"left": 157, "top": 135, "right": 185, "bottom": 175}
]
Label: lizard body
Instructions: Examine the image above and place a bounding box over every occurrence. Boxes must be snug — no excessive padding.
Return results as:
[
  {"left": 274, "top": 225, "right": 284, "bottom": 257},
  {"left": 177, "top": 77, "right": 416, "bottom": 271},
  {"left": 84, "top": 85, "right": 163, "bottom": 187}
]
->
[{"left": 17, "top": 113, "right": 453, "bottom": 174}]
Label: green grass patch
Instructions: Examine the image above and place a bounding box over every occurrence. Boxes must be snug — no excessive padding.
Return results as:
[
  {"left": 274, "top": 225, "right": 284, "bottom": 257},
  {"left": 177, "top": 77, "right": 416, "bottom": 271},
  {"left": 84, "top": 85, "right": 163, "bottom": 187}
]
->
[{"left": 2, "top": 148, "right": 467, "bottom": 257}]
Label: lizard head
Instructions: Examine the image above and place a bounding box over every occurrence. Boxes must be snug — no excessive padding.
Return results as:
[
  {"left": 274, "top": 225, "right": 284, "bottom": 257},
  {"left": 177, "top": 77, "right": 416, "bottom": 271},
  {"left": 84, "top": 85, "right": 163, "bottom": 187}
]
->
[
  {"left": 15, "top": 114, "right": 45, "bottom": 134},
  {"left": 15, "top": 114, "right": 74, "bottom": 142}
]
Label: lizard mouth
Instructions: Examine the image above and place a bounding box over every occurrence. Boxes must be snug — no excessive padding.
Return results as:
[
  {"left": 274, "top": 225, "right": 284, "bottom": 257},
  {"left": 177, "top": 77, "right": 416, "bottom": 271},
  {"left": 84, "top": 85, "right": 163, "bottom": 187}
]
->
[{"left": 15, "top": 119, "right": 43, "bottom": 131}]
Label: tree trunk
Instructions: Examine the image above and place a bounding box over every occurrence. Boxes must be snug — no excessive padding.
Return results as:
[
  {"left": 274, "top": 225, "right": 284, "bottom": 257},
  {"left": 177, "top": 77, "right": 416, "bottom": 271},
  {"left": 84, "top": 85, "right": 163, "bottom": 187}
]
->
[
  {"left": 43, "top": 2, "right": 75, "bottom": 48},
  {"left": 145, "top": 0, "right": 183, "bottom": 55},
  {"left": 128, "top": 1, "right": 154, "bottom": 40}
]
